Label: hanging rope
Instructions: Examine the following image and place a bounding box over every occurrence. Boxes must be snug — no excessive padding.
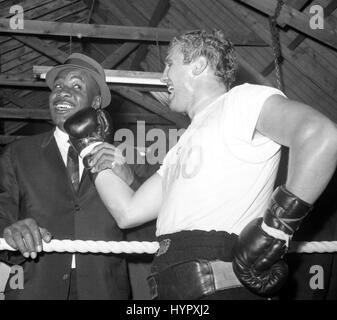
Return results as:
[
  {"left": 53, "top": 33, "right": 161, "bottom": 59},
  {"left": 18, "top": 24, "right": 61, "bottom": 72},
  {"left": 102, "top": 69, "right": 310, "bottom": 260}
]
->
[
  {"left": 69, "top": 23, "right": 73, "bottom": 55},
  {"left": 1, "top": 238, "right": 337, "bottom": 254},
  {"left": 269, "top": 0, "right": 285, "bottom": 91},
  {"left": 155, "top": 31, "right": 163, "bottom": 71}
]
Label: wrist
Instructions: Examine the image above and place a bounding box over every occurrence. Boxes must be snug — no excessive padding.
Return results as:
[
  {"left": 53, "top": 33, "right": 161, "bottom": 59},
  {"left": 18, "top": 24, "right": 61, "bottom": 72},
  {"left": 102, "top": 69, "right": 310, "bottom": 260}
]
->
[
  {"left": 78, "top": 141, "right": 103, "bottom": 168},
  {"left": 263, "top": 185, "right": 313, "bottom": 235},
  {"left": 261, "top": 221, "right": 291, "bottom": 247}
]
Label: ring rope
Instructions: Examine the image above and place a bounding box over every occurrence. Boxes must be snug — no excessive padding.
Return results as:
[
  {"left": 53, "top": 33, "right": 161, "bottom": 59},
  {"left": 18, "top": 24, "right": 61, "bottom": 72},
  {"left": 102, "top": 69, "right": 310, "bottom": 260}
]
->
[
  {"left": 288, "top": 241, "right": 337, "bottom": 254},
  {"left": 0, "top": 238, "right": 336, "bottom": 254},
  {"left": 0, "top": 238, "right": 159, "bottom": 254}
]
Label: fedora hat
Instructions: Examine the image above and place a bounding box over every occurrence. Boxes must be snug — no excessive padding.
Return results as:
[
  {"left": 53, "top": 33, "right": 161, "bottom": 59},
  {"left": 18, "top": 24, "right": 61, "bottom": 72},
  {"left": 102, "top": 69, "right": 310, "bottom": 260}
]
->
[{"left": 45, "top": 53, "right": 111, "bottom": 108}]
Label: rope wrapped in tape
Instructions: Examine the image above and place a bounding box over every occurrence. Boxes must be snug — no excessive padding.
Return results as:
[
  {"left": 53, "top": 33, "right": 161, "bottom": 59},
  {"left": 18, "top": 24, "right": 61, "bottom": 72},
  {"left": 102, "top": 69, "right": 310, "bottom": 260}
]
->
[{"left": 0, "top": 238, "right": 337, "bottom": 254}]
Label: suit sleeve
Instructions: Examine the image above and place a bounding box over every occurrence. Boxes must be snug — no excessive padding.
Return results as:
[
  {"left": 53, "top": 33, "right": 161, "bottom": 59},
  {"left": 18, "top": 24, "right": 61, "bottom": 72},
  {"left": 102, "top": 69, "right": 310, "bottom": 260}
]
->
[{"left": 0, "top": 145, "right": 25, "bottom": 265}]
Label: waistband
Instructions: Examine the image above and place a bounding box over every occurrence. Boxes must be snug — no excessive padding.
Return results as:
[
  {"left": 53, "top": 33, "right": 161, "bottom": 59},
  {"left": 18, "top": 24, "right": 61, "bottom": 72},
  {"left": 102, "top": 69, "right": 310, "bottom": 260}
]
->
[{"left": 153, "top": 230, "right": 238, "bottom": 271}]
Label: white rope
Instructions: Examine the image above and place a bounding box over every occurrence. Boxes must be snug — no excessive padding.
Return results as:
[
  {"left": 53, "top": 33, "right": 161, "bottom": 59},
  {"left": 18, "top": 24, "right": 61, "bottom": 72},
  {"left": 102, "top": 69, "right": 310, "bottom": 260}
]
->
[
  {"left": 0, "top": 238, "right": 159, "bottom": 254},
  {"left": 0, "top": 238, "right": 337, "bottom": 254},
  {"left": 288, "top": 241, "right": 337, "bottom": 254}
]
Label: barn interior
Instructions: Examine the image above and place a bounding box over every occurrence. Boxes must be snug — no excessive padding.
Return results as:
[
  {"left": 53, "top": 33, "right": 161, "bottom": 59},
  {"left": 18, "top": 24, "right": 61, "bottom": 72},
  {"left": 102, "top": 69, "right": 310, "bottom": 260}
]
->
[{"left": 0, "top": 0, "right": 337, "bottom": 300}]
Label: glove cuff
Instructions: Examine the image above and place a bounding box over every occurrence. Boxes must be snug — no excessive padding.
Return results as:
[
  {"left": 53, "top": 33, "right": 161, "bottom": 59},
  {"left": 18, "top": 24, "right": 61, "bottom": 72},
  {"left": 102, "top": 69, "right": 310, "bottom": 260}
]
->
[
  {"left": 260, "top": 221, "right": 291, "bottom": 247},
  {"left": 263, "top": 185, "right": 313, "bottom": 235}
]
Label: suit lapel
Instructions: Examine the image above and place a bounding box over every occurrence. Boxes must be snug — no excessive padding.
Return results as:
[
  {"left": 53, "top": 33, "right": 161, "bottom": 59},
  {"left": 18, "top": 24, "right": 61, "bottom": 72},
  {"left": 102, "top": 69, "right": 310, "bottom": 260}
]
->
[
  {"left": 40, "top": 130, "right": 94, "bottom": 197},
  {"left": 41, "top": 131, "right": 74, "bottom": 193}
]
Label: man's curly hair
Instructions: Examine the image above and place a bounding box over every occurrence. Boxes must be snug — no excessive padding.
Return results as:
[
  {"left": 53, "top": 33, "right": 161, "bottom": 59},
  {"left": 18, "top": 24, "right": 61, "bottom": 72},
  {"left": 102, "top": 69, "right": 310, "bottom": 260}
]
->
[{"left": 168, "top": 29, "right": 237, "bottom": 89}]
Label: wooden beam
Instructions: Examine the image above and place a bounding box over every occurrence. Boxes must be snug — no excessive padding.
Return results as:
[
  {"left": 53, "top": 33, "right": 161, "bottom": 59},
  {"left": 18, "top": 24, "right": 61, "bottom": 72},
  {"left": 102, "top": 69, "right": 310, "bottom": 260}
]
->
[
  {"left": 285, "top": 0, "right": 312, "bottom": 9},
  {"left": 0, "top": 75, "right": 48, "bottom": 88},
  {"left": 263, "top": 0, "right": 337, "bottom": 76},
  {"left": 130, "top": 0, "right": 171, "bottom": 70},
  {"left": 238, "top": 0, "right": 337, "bottom": 50},
  {"left": 83, "top": 4, "right": 142, "bottom": 69},
  {"left": 0, "top": 108, "right": 171, "bottom": 124},
  {"left": 224, "top": 1, "right": 337, "bottom": 98},
  {"left": 0, "top": 108, "right": 50, "bottom": 119},
  {"left": 1, "top": 90, "right": 32, "bottom": 108},
  {"left": 236, "top": 53, "right": 272, "bottom": 86},
  {"left": 0, "top": 75, "right": 165, "bottom": 92},
  {"left": 0, "top": 17, "right": 270, "bottom": 47},
  {"left": 34, "top": 66, "right": 165, "bottom": 86},
  {"left": 0, "top": 18, "right": 178, "bottom": 42},
  {"left": 12, "top": 36, "right": 67, "bottom": 63},
  {"left": 112, "top": 87, "right": 189, "bottom": 128},
  {"left": 100, "top": 43, "right": 141, "bottom": 69}
]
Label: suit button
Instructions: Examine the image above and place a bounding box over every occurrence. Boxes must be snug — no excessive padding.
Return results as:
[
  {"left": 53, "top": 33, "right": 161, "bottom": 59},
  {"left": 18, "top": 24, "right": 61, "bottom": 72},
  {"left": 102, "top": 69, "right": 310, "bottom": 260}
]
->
[
  {"left": 74, "top": 205, "right": 80, "bottom": 211},
  {"left": 62, "top": 274, "right": 69, "bottom": 281}
]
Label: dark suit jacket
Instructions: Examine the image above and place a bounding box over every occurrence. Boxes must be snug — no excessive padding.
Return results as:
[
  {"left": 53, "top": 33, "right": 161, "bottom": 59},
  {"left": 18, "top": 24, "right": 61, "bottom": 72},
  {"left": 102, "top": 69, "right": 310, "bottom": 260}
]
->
[{"left": 0, "top": 130, "right": 130, "bottom": 300}]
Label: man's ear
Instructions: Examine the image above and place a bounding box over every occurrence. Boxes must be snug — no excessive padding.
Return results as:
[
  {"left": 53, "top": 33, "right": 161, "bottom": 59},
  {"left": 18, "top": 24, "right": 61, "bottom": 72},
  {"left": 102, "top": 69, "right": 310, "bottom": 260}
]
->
[
  {"left": 91, "top": 96, "right": 102, "bottom": 109},
  {"left": 192, "top": 56, "right": 208, "bottom": 76}
]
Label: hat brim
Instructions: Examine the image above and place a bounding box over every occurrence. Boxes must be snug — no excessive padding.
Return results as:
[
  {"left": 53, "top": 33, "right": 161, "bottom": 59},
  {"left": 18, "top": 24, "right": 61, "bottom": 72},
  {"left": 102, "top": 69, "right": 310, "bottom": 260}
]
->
[{"left": 46, "top": 64, "right": 111, "bottom": 108}]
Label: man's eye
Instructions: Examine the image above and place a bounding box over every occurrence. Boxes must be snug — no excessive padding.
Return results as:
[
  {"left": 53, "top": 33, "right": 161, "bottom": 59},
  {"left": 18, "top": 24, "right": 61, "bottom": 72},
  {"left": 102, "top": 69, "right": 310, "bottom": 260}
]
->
[
  {"left": 73, "top": 84, "right": 82, "bottom": 89},
  {"left": 54, "top": 84, "right": 62, "bottom": 89}
]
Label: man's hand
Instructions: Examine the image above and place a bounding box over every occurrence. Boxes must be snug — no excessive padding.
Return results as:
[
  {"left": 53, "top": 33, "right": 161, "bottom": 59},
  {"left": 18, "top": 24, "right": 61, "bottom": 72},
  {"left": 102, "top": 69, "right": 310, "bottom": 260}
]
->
[
  {"left": 88, "top": 142, "right": 135, "bottom": 186},
  {"left": 232, "top": 218, "right": 288, "bottom": 296},
  {"left": 3, "top": 218, "right": 52, "bottom": 259},
  {"left": 232, "top": 185, "right": 313, "bottom": 296}
]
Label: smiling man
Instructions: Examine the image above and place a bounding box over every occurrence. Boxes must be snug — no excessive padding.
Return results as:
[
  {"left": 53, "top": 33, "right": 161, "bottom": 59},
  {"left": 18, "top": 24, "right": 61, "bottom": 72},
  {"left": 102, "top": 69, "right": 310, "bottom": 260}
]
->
[{"left": 0, "top": 53, "right": 131, "bottom": 300}]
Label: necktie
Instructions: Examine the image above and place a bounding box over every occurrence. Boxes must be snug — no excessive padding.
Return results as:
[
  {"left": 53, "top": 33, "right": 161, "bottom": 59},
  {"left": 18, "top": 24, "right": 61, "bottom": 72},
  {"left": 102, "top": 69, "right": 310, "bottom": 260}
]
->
[{"left": 67, "top": 145, "right": 80, "bottom": 192}]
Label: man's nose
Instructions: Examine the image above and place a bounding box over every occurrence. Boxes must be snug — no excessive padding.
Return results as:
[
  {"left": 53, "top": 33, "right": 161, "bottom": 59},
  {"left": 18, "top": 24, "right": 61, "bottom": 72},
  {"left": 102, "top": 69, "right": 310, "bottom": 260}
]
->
[{"left": 58, "top": 87, "right": 72, "bottom": 97}]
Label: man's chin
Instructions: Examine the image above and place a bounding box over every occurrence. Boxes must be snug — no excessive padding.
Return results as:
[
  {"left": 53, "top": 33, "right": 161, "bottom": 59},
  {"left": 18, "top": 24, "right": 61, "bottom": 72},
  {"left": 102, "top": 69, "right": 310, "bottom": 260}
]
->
[{"left": 51, "top": 114, "right": 71, "bottom": 131}]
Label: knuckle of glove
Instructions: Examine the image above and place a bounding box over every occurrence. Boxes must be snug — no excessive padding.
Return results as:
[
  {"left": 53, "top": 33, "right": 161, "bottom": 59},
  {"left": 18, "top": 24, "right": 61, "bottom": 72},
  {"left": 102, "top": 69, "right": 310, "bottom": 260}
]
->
[{"left": 232, "top": 218, "right": 289, "bottom": 297}]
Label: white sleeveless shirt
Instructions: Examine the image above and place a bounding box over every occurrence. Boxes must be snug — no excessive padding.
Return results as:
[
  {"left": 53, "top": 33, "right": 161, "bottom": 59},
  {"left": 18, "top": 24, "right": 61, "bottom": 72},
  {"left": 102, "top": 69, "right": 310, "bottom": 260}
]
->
[{"left": 156, "top": 83, "right": 286, "bottom": 236}]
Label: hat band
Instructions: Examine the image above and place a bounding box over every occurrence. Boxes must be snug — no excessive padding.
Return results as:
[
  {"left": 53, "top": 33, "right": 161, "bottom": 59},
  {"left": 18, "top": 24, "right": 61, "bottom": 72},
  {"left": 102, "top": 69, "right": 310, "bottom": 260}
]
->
[{"left": 64, "top": 58, "right": 102, "bottom": 77}]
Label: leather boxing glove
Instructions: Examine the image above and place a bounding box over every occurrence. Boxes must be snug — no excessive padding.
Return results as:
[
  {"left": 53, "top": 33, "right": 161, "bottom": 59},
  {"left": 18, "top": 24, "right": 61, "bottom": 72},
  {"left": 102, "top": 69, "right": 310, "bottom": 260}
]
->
[
  {"left": 64, "top": 108, "right": 113, "bottom": 168},
  {"left": 232, "top": 185, "right": 313, "bottom": 297}
]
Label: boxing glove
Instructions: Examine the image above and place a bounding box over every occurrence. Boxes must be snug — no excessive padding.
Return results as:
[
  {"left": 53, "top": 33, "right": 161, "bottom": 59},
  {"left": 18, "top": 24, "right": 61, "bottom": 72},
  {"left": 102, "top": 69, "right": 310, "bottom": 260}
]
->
[
  {"left": 64, "top": 108, "right": 113, "bottom": 168},
  {"left": 232, "top": 185, "right": 313, "bottom": 297}
]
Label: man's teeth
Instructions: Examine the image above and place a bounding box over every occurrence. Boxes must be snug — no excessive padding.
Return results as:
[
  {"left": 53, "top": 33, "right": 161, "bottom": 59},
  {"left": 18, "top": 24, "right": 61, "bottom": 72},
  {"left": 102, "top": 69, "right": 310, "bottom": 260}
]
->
[{"left": 55, "top": 103, "right": 73, "bottom": 110}]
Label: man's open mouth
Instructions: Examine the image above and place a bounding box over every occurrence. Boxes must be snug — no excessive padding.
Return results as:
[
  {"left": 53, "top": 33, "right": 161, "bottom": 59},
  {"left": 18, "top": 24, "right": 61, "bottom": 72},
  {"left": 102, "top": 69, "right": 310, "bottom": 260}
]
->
[
  {"left": 54, "top": 101, "right": 75, "bottom": 112},
  {"left": 167, "top": 83, "right": 174, "bottom": 96}
]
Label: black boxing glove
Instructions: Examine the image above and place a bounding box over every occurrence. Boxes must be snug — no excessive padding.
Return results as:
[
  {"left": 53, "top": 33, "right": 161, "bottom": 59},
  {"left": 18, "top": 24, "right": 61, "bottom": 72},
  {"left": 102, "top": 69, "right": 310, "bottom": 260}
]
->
[
  {"left": 64, "top": 108, "right": 113, "bottom": 168},
  {"left": 232, "top": 185, "right": 313, "bottom": 297}
]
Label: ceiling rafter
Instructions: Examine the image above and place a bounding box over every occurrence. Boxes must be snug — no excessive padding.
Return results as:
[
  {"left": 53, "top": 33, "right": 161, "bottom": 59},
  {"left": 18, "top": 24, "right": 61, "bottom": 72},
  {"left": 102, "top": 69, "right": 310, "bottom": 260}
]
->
[
  {"left": 130, "top": 0, "right": 170, "bottom": 71},
  {"left": 237, "top": 0, "right": 337, "bottom": 50},
  {"left": 112, "top": 86, "right": 189, "bottom": 128},
  {"left": 224, "top": 0, "right": 337, "bottom": 99},
  {"left": 12, "top": 35, "right": 67, "bottom": 63},
  {"left": 0, "top": 18, "right": 178, "bottom": 42},
  {"left": 262, "top": 0, "right": 337, "bottom": 77},
  {"left": 0, "top": 17, "right": 272, "bottom": 46}
]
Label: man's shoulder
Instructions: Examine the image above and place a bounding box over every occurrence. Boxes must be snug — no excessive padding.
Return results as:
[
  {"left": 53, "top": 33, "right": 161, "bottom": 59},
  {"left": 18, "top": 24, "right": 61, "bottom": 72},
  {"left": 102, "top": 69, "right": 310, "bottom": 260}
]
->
[
  {"left": 9, "top": 130, "right": 54, "bottom": 151},
  {"left": 229, "top": 83, "right": 284, "bottom": 97}
]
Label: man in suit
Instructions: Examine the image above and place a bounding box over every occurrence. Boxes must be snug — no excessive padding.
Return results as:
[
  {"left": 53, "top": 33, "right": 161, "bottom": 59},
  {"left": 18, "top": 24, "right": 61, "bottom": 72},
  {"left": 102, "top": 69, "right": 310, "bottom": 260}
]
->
[{"left": 0, "top": 53, "right": 132, "bottom": 300}]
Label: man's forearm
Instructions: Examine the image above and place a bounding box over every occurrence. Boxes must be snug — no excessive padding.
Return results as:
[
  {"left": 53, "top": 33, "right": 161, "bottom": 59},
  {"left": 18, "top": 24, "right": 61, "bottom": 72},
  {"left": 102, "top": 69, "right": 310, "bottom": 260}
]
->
[{"left": 95, "top": 169, "right": 135, "bottom": 228}]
